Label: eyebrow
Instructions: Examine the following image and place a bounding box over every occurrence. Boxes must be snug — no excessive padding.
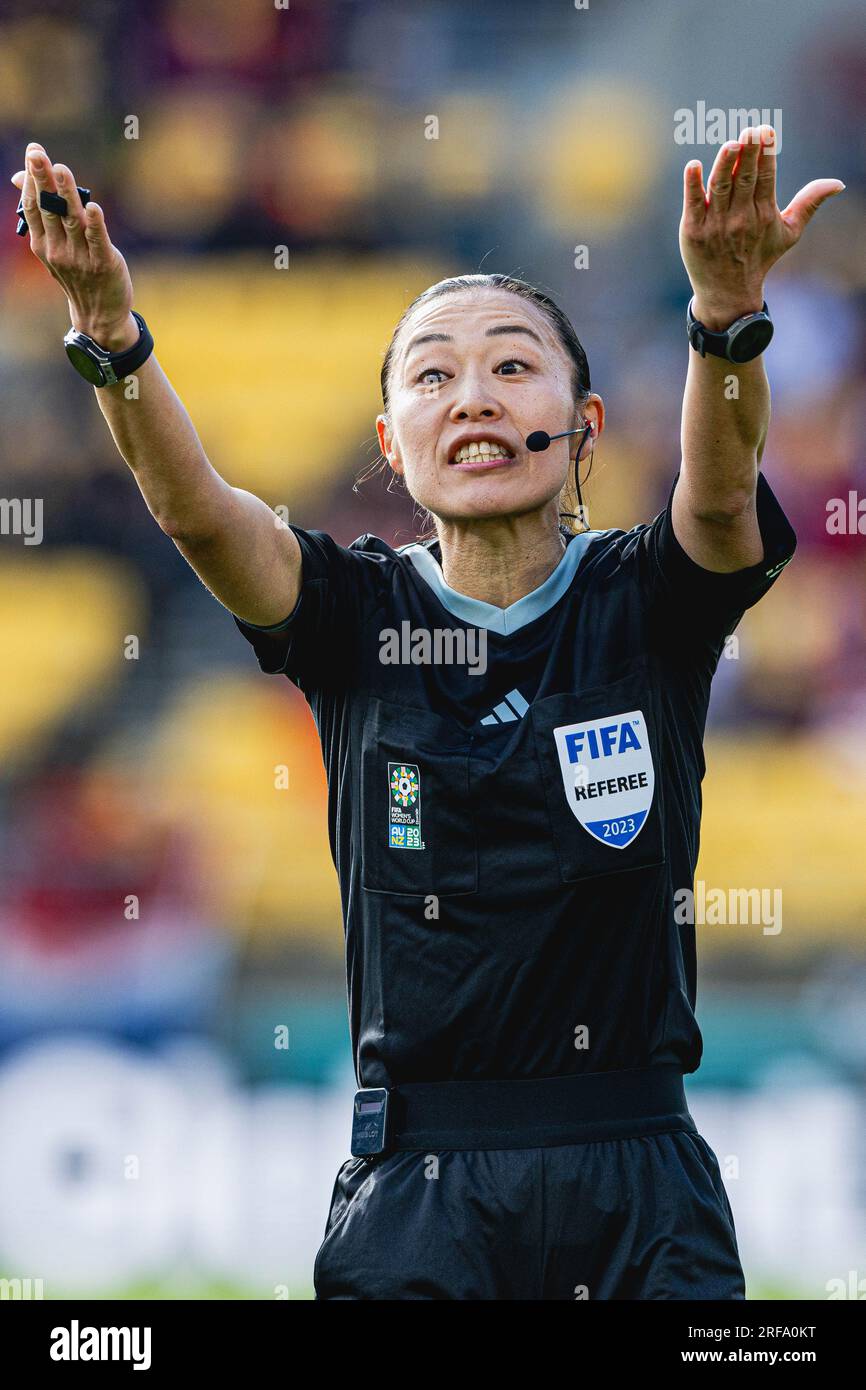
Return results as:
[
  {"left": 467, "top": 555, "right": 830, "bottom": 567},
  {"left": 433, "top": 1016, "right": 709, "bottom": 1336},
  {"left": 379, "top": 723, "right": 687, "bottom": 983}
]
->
[{"left": 402, "top": 323, "right": 546, "bottom": 361}]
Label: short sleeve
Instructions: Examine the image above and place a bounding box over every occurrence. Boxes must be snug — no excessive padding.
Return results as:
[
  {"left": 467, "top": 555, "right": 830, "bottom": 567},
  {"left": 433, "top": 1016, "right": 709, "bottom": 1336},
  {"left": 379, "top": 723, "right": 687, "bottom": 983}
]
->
[
  {"left": 232, "top": 525, "right": 384, "bottom": 691},
  {"left": 642, "top": 471, "right": 797, "bottom": 649}
]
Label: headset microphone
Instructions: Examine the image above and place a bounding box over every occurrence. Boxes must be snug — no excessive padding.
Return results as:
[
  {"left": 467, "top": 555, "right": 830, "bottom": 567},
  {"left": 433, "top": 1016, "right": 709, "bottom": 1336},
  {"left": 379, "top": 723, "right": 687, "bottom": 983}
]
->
[
  {"left": 525, "top": 422, "right": 592, "bottom": 453},
  {"left": 525, "top": 421, "right": 595, "bottom": 533}
]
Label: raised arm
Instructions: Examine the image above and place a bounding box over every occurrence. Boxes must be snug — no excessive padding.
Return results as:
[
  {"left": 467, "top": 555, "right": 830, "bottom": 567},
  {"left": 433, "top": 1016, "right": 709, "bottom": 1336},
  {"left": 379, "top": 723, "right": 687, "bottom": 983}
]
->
[
  {"left": 13, "top": 142, "right": 301, "bottom": 627},
  {"left": 674, "top": 124, "right": 844, "bottom": 572}
]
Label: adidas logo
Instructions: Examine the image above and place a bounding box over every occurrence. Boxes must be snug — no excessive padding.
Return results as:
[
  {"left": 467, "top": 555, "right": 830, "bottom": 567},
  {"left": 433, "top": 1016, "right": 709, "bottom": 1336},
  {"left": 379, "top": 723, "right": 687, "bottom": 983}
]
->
[
  {"left": 764, "top": 557, "right": 791, "bottom": 579},
  {"left": 480, "top": 688, "right": 529, "bottom": 726}
]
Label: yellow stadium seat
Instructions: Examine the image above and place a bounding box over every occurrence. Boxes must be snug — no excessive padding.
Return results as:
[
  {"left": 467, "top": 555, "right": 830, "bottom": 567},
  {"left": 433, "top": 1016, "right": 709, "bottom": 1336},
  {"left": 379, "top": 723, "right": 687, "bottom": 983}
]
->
[
  {"left": 699, "top": 734, "right": 866, "bottom": 949},
  {"left": 133, "top": 255, "right": 449, "bottom": 500},
  {"left": 0, "top": 553, "right": 145, "bottom": 765},
  {"left": 140, "top": 675, "right": 342, "bottom": 947}
]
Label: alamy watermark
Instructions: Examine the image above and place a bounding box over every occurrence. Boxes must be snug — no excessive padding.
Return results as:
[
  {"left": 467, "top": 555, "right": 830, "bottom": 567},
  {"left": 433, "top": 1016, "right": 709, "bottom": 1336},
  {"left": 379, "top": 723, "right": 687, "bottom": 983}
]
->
[
  {"left": 379, "top": 621, "right": 487, "bottom": 675},
  {"left": 674, "top": 103, "right": 783, "bottom": 152},
  {"left": 675, "top": 881, "right": 782, "bottom": 935},
  {"left": 1, "top": 1276, "right": 44, "bottom": 1299},
  {"left": 826, "top": 492, "right": 866, "bottom": 536},
  {"left": 0, "top": 497, "right": 43, "bottom": 544},
  {"left": 826, "top": 1270, "right": 866, "bottom": 1299},
  {"left": 50, "top": 1321, "right": 151, "bottom": 1370}
]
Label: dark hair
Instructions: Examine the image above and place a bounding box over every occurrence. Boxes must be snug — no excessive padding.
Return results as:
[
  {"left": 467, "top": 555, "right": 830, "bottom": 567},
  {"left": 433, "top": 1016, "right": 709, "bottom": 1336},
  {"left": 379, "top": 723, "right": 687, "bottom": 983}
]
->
[{"left": 360, "top": 272, "right": 594, "bottom": 537}]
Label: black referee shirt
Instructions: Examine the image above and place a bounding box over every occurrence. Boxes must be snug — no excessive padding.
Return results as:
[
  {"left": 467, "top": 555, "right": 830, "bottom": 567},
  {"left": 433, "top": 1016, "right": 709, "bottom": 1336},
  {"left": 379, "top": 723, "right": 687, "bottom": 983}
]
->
[{"left": 234, "top": 473, "right": 796, "bottom": 1089}]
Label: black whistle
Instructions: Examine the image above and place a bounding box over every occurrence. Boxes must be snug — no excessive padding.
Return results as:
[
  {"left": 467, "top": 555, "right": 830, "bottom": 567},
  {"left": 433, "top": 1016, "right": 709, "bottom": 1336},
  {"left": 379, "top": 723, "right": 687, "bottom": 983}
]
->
[{"left": 16, "top": 184, "right": 92, "bottom": 235}]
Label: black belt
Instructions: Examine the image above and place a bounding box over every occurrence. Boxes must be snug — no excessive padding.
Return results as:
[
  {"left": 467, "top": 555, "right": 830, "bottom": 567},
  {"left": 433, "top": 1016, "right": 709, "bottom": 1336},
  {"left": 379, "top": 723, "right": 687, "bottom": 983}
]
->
[{"left": 350, "top": 1065, "right": 696, "bottom": 1157}]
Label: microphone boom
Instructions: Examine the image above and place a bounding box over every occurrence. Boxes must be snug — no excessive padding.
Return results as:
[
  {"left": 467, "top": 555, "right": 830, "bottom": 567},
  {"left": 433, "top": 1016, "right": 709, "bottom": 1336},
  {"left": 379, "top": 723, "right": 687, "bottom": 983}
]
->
[{"left": 525, "top": 424, "right": 588, "bottom": 453}]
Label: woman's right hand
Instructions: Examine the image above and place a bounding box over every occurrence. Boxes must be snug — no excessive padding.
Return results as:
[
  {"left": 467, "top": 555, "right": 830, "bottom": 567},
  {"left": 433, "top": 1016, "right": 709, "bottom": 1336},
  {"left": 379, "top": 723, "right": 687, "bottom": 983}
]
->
[{"left": 12, "top": 142, "right": 137, "bottom": 350}]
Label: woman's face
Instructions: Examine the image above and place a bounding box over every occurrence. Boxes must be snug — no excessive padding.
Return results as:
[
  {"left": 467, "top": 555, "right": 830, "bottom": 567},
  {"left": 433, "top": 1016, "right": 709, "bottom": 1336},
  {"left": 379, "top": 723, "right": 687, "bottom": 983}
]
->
[{"left": 376, "top": 289, "right": 603, "bottom": 527}]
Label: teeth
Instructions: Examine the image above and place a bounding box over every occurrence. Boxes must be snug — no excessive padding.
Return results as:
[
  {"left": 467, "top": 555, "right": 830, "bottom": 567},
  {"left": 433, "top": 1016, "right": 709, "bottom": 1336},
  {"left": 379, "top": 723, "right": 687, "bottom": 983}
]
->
[{"left": 453, "top": 440, "right": 514, "bottom": 463}]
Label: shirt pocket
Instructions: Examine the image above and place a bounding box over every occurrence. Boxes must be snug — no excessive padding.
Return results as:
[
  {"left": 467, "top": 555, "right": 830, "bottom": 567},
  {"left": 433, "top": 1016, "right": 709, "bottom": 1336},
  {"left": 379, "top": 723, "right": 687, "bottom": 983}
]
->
[
  {"left": 360, "top": 696, "right": 478, "bottom": 896},
  {"left": 528, "top": 663, "right": 666, "bottom": 884}
]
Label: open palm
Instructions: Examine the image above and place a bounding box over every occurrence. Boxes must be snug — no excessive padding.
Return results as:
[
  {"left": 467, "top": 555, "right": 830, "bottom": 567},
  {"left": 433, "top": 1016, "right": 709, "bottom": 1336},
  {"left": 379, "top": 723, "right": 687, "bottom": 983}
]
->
[{"left": 679, "top": 124, "right": 844, "bottom": 324}]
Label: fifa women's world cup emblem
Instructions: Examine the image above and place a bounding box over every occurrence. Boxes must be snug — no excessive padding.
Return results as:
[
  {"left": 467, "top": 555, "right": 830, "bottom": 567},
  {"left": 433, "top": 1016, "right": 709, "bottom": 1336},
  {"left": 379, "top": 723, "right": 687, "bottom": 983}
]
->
[{"left": 388, "top": 763, "right": 424, "bottom": 850}]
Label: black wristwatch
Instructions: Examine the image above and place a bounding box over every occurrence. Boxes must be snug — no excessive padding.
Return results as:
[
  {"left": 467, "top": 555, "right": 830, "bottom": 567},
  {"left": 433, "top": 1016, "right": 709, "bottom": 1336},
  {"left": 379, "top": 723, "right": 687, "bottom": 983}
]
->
[
  {"left": 687, "top": 297, "right": 773, "bottom": 364},
  {"left": 63, "top": 310, "right": 154, "bottom": 386}
]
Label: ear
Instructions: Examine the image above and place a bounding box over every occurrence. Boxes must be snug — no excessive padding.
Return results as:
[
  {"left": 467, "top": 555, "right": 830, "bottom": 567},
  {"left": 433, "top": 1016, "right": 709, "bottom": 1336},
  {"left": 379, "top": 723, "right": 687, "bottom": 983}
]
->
[
  {"left": 584, "top": 394, "right": 604, "bottom": 439},
  {"left": 376, "top": 413, "right": 403, "bottom": 475},
  {"left": 574, "top": 395, "right": 604, "bottom": 460}
]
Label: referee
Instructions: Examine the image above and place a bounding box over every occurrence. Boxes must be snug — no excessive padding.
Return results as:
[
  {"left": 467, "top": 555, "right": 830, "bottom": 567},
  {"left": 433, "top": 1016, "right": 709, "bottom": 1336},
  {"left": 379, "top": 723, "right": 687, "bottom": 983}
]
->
[{"left": 15, "top": 126, "right": 843, "bottom": 1299}]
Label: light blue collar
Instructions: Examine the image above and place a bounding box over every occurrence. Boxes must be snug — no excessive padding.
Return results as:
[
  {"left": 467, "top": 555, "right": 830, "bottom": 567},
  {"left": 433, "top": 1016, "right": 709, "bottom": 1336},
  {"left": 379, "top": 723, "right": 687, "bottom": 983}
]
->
[{"left": 400, "top": 530, "right": 598, "bottom": 635}]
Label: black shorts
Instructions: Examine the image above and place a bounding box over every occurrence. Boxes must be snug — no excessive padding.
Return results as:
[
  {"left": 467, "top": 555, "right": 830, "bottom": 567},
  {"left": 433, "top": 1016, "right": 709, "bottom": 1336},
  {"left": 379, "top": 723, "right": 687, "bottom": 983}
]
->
[{"left": 313, "top": 1127, "right": 745, "bottom": 1300}]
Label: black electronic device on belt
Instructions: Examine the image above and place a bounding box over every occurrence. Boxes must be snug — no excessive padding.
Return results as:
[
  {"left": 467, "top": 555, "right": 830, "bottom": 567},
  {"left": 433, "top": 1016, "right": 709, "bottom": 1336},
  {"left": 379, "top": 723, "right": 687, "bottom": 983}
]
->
[{"left": 351, "top": 1088, "right": 391, "bottom": 1157}]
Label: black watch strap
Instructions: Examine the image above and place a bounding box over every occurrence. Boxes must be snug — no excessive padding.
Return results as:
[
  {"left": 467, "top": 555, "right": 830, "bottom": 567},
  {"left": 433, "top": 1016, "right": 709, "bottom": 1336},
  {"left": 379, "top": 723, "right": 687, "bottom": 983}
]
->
[
  {"left": 63, "top": 310, "right": 154, "bottom": 386},
  {"left": 686, "top": 297, "right": 773, "bottom": 364}
]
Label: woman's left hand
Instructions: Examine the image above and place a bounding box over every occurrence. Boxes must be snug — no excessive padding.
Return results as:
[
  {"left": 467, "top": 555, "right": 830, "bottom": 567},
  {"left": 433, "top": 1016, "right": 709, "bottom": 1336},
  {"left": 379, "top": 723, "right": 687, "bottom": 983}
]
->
[{"left": 679, "top": 124, "right": 844, "bottom": 330}]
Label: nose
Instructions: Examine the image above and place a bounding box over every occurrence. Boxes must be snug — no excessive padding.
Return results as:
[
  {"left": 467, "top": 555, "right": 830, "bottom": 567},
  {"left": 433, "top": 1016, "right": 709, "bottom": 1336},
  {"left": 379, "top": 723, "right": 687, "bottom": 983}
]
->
[{"left": 448, "top": 372, "right": 503, "bottom": 422}]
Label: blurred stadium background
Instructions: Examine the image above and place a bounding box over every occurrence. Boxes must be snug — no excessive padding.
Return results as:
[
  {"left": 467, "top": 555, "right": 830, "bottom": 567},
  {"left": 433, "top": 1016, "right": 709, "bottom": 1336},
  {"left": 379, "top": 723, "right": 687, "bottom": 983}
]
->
[{"left": 0, "top": 0, "right": 865, "bottom": 1300}]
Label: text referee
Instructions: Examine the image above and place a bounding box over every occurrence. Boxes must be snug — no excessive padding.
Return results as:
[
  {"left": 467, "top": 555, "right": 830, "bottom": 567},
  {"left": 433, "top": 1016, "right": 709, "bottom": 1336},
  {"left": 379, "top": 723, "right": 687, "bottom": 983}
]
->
[{"left": 14, "top": 125, "right": 844, "bottom": 1299}]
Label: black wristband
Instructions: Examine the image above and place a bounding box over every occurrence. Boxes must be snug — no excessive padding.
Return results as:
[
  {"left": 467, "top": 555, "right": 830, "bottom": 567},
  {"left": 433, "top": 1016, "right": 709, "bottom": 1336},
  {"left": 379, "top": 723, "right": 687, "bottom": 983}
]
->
[
  {"left": 686, "top": 297, "right": 773, "bottom": 364},
  {"left": 63, "top": 310, "right": 154, "bottom": 386}
]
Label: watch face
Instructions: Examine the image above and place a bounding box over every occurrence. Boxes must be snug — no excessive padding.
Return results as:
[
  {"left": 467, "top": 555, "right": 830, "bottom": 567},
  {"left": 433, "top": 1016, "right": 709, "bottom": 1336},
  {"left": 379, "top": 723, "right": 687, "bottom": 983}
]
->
[
  {"left": 65, "top": 340, "right": 106, "bottom": 385},
  {"left": 730, "top": 317, "right": 773, "bottom": 363}
]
